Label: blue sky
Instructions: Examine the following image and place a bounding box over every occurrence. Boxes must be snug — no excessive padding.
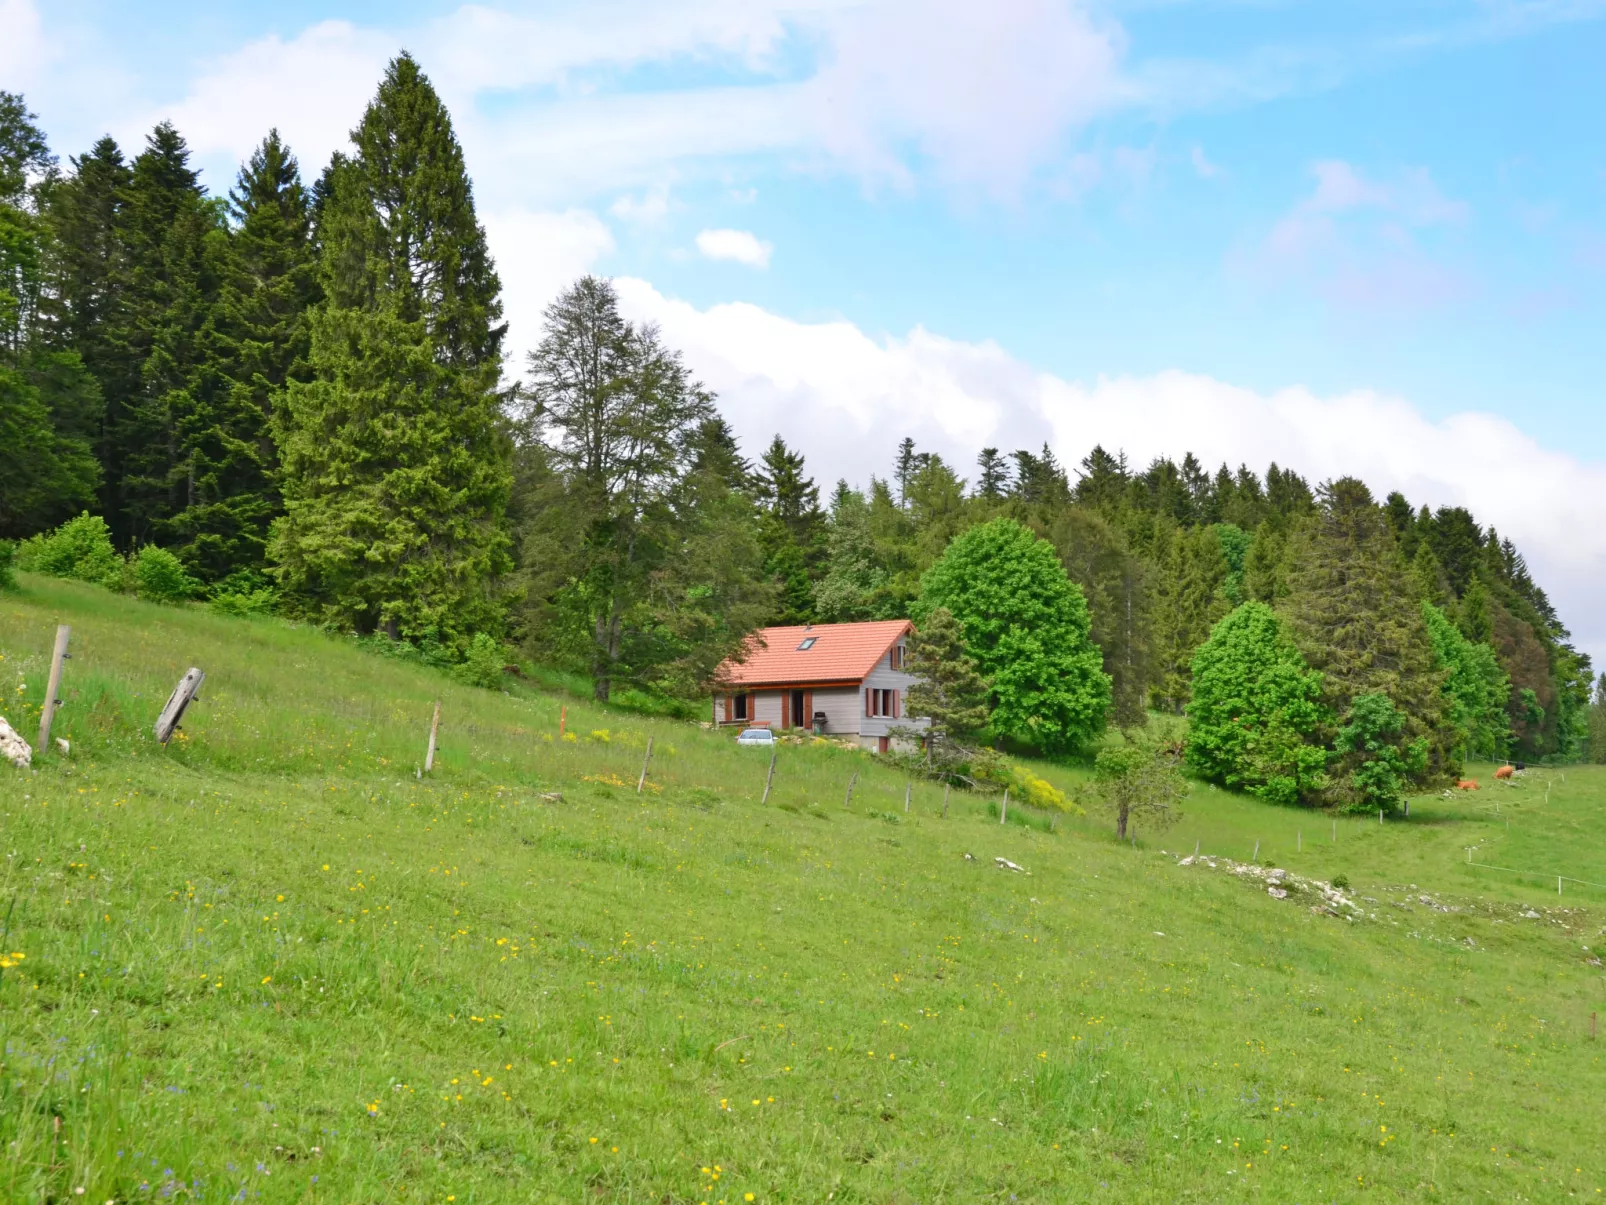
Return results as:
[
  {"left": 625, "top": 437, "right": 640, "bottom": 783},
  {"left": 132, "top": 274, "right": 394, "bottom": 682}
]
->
[{"left": 4, "top": 0, "right": 1606, "bottom": 654}]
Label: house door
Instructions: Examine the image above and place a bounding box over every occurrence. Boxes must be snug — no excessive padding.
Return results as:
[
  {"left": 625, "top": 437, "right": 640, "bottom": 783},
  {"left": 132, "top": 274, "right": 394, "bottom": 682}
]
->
[{"left": 790, "top": 689, "right": 805, "bottom": 730}]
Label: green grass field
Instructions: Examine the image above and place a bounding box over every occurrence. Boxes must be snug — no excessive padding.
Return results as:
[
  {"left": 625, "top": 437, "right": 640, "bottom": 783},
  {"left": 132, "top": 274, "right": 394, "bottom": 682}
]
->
[{"left": 2, "top": 575, "right": 1604, "bottom": 1202}]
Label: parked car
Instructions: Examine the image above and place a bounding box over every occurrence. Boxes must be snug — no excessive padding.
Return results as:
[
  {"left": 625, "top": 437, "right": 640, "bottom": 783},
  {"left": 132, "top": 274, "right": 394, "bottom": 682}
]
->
[{"left": 735, "top": 727, "right": 776, "bottom": 746}]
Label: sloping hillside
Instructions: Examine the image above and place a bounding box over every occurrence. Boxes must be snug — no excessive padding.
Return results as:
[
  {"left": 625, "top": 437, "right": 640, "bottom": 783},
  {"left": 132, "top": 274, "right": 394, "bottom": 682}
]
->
[{"left": 1, "top": 576, "right": 1603, "bottom": 1202}]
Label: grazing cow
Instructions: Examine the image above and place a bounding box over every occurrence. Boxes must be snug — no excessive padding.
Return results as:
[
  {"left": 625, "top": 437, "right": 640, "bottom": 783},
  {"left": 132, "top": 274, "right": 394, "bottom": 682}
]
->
[
  {"left": 1495, "top": 765, "right": 1515, "bottom": 780},
  {"left": 1456, "top": 779, "right": 1480, "bottom": 791}
]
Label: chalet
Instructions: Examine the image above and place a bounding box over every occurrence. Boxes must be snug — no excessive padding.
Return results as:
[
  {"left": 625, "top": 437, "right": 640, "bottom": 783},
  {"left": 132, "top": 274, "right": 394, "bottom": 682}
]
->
[{"left": 713, "top": 619, "right": 929, "bottom": 753}]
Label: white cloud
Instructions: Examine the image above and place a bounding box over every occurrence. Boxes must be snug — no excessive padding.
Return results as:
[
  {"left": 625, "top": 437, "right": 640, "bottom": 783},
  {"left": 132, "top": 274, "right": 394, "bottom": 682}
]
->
[
  {"left": 1191, "top": 145, "right": 1222, "bottom": 179},
  {"left": 609, "top": 185, "right": 673, "bottom": 226},
  {"left": 695, "top": 228, "right": 774, "bottom": 268},
  {"left": 109, "top": 0, "right": 1129, "bottom": 204},
  {"left": 1256, "top": 161, "right": 1473, "bottom": 308},
  {"left": 136, "top": 21, "right": 395, "bottom": 181},
  {"left": 614, "top": 279, "right": 1606, "bottom": 663},
  {"left": 0, "top": 0, "right": 45, "bottom": 87},
  {"left": 481, "top": 208, "right": 616, "bottom": 365}
]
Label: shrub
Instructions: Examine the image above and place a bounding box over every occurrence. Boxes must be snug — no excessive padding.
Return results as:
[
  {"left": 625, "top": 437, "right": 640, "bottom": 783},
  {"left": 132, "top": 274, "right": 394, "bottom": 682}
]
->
[
  {"left": 969, "top": 748, "right": 1080, "bottom": 814},
  {"left": 1336, "top": 692, "right": 1426, "bottom": 813},
  {"left": 209, "top": 569, "right": 279, "bottom": 617},
  {"left": 455, "top": 632, "right": 507, "bottom": 689},
  {"left": 1330, "top": 873, "right": 1351, "bottom": 891},
  {"left": 16, "top": 512, "right": 123, "bottom": 586},
  {"left": 0, "top": 539, "right": 15, "bottom": 591},
  {"left": 1187, "top": 602, "right": 1329, "bottom": 805},
  {"left": 133, "top": 546, "right": 198, "bottom": 604}
]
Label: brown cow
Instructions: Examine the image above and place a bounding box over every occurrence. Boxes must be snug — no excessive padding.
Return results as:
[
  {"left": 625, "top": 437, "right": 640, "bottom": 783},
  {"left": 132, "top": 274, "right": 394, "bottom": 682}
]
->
[
  {"left": 1456, "top": 779, "right": 1480, "bottom": 791},
  {"left": 1494, "top": 765, "right": 1515, "bottom": 780}
]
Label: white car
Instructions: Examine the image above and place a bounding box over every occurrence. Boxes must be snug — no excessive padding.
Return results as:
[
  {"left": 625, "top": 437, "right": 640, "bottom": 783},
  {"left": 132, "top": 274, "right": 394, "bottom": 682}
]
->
[{"left": 736, "top": 727, "right": 776, "bottom": 746}]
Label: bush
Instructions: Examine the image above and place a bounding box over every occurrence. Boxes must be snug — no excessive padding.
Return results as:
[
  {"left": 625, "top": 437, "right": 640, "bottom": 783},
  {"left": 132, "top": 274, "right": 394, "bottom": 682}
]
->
[
  {"left": 209, "top": 569, "right": 279, "bottom": 617},
  {"left": 969, "top": 748, "right": 1080, "bottom": 814},
  {"left": 1187, "top": 602, "right": 1330, "bottom": 806},
  {"left": 0, "top": 539, "right": 15, "bottom": 591},
  {"left": 455, "top": 632, "right": 507, "bottom": 689},
  {"left": 1336, "top": 692, "right": 1426, "bottom": 813},
  {"left": 16, "top": 512, "right": 123, "bottom": 586},
  {"left": 133, "top": 545, "right": 198, "bottom": 604}
]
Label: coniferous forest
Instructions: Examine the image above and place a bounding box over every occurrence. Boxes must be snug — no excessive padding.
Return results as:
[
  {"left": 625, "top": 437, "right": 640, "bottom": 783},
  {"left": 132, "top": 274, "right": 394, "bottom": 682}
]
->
[{"left": 1, "top": 57, "right": 1599, "bottom": 807}]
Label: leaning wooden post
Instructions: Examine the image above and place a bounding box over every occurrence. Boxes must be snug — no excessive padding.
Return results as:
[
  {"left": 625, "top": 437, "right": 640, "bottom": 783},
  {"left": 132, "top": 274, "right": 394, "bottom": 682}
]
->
[
  {"left": 904, "top": 781, "right": 911, "bottom": 813},
  {"left": 637, "top": 736, "right": 656, "bottom": 795},
  {"left": 424, "top": 702, "right": 441, "bottom": 773},
  {"left": 760, "top": 747, "right": 776, "bottom": 803},
  {"left": 558, "top": 705, "right": 566, "bottom": 740},
  {"left": 35, "top": 625, "right": 70, "bottom": 754},
  {"left": 154, "top": 668, "right": 205, "bottom": 746},
  {"left": 844, "top": 771, "right": 858, "bottom": 807},
  {"left": 942, "top": 783, "right": 950, "bottom": 819},
  {"left": 999, "top": 787, "right": 1009, "bottom": 826}
]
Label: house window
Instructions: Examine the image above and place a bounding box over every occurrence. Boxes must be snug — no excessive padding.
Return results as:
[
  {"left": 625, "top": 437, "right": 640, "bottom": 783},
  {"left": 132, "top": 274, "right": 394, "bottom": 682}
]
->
[
  {"left": 890, "top": 644, "right": 903, "bottom": 670},
  {"left": 797, "top": 637, "right": 817, "bottom": 650},
  {"left": 733, "top": 693, "right": 748, "bottom": 721},
  {"left": 866, "top": 688, "right": 899, "bottom": 718}
]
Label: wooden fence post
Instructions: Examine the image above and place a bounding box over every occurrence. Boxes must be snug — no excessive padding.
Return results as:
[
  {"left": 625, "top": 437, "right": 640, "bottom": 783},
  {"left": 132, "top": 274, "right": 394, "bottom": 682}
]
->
[
  {"left": 559, "top": 704, "right": 566, "bottom": 740},
  {"left": 904, "top": 782, "right": 911, "bottom": 813},
  {"left": 844, "top": 771, "right": 858, "bottom": 807},
  {"left": 942, "top": 783, "right": 950, "bottom": 819},
  {"left": 35, "top": 625, "right": 69, "bottom": 754},
  {"left": 760, "top": 747, "right": 775, "bottom": 803},
  {"left": 638, "top": 736, "right": 656, "bottom": 795},
  {"left": 1000, "top": 787, "right": 1009, "bottom": 826},
  {"left": 154, "top": 668, "right": 205, "bottom": 746},
  {"left": 1253, "top": 839, "right": 1260, "bottom": 862},
  {"left": 424, "top": 702, "right": 441, "bottom": 773}
]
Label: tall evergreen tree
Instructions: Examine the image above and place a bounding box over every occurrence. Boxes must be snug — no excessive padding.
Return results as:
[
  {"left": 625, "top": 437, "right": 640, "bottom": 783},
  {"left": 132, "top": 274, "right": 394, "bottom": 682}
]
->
[
  {"left": 168, "top": 130, "right": 319, "bottom": 581},
  {"left": 754, "top": 434, "right": 822, "bottom": 623},
  {"left": 272, "top": 54, "right": 512, "bottom": 642},
  {"left": 1280, "top": 478, "right": 1452, "bottom": 799},
  {"left": 1051, "top": 507, "right": 1153, "bottom": 728},
  {"left": 0, "top": 93, "right": 99, "bottom": 536},
  {"left": 975, "top": 447, "right": 1008, "bottom": 500}
]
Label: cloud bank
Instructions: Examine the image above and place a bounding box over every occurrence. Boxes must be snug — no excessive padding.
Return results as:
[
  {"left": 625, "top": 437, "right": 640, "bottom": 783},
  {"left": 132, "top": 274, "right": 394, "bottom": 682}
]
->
[{"left": 607, "top": 278, "right": 1606, "bottom": 665}]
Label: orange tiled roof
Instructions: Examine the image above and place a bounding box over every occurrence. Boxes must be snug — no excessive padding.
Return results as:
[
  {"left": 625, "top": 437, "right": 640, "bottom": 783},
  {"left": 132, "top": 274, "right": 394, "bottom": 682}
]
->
[{"left": 717, "top": 620, "right": 913, "bottom": 688}]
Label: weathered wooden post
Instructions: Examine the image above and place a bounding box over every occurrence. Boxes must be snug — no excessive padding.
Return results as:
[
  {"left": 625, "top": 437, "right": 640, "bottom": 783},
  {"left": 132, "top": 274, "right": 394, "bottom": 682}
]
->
[
  {"left": 843, "top": 771, "right": 858, "bottom": 807},
  {"left": 904, "top": 782, "right": 911, "bottom": 813},
  {"left": 155, "top": 668, "right": 205, "bottom": 746},
  {"left": 942, "top": 783, "right": 950, "bottom": 819},
  {"left": 999, "top": 787, "right": 1009, "bottom": 826},
  {"left": 35, "top": 625, "right": 69, "bottom": 754},
  {"left": 558, "top": 704, "right": 566, "bottom": 740},
  {"left": 424, "top": 702, "right": 441, "bottom": 773},
  {"left": 638, "top": 736, "right": 656, "bottom": 795}
]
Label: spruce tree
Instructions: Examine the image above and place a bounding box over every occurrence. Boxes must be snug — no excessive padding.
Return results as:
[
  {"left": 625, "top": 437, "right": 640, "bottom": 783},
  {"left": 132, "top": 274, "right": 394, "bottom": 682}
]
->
[
  {"left": 975, "top": 447, "right": 1008, "bottom": 500},
  {"left": 172, "top": 130, "right": 318, "bottom": 582},
  {"left": 0, "top": 93, "right": 100, "bottom": 536},
  {"left": 1280, "top": 477, "right": 1452, "bottom": 799},
  {"left": 903, "top": 606, "right": 992, "bottom": 765},
  {"left": 271, "top": 54, "right": 512, "bottom": 642},
  {"left": 1051, "top": 507, "right": 1153, "bottom": 728},
  {"left": 110, "top": 122, "right": 228, "bottom": 550},
  {"left": 754, "top": 434, "right": 822, "bottom": 623}
]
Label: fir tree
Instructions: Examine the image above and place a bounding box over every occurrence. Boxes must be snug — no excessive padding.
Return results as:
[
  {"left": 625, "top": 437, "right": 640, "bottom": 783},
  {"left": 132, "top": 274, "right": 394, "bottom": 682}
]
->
[
  {"left": 903, "top": 606, "right": 991, "bottom": 764},
  {"left": 754, "top": 434, "right": 822, "bottom": 623},
  {"left": 171, "top": 130, "right": 318, "bottom": 581},
  {"left": 272, "top": 54, "right": 512, "bottom": 643},
  {"left": 1147, "top": 523, "right": 1229, "bottom": 712},
  {"left": 111, "top": 122, "right": 228, "bottom": 549},
  {"left": 894, "top": 436, "right": 918, "bottom": 507},
  {"left": 1280, "top": 477, "right": 1452, "bottom": 799},
  {"left": 0, "top": 93, "right": 99, "bottom": 536},
  {"left": 975, "top": 447, "right": 1008, "bottom": 500},
  {"left": 1051, "top": 507, "right": 1152, "bottom": 728},
  {"left": 813, "top": 485, "right": 886, "bottom": 622}
]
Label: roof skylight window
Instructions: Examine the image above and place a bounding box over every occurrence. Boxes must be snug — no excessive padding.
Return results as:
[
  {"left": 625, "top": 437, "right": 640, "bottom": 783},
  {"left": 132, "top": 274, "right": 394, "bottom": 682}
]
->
[{"left": 797, "top": 637, "right": 817, "bottom": 650}]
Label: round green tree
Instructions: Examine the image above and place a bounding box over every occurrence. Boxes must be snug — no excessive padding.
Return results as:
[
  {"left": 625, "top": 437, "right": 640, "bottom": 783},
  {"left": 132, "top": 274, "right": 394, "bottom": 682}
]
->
[
  {"left": 1187, "top": 601, "right": 1329, "bottom": 805},
  {"left": 921, "top": 518, "right": 1110, "bottom": 755}
]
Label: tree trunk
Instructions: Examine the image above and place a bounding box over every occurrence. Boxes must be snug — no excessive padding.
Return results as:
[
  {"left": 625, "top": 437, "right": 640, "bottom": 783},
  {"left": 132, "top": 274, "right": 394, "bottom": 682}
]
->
[{"left": 1116, "top": 802, "right": 1129, "bottom": 840}]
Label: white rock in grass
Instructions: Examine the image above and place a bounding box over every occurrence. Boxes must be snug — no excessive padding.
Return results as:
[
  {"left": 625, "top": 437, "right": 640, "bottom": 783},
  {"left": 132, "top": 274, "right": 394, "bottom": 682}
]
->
[{"left": 0, "top": 716, "right": 30, "bottom": 769}]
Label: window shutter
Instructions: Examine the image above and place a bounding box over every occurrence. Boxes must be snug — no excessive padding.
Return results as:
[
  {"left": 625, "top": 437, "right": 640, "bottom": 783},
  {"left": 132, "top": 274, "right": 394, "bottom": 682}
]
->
[
  {"left": 748, "top": 693, "right": 756, "bottom": 722},
  {"left": 723, "top": 695, "right": 732, "bottom": 723},
  {"left": 892, "top": 690, "right": 899, "bottom": 719},
  {"left": 866, "top": 689, "right": 872, "bottom": 717}
]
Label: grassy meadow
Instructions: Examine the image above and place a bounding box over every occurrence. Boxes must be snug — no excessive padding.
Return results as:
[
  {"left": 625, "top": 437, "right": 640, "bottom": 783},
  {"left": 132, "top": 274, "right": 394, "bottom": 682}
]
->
[{"left": 2, "top": 574, "right": 1605, "bottom": 1202}]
